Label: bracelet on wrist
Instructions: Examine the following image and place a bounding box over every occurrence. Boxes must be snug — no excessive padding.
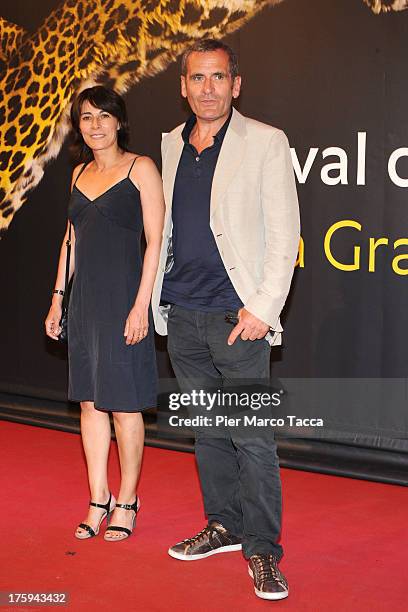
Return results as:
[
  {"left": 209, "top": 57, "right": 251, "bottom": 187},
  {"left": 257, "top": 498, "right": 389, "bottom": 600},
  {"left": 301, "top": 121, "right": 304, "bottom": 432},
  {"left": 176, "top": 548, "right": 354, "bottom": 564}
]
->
[{"left": 52, "top": 289, "right": 65, "bottom": 297}]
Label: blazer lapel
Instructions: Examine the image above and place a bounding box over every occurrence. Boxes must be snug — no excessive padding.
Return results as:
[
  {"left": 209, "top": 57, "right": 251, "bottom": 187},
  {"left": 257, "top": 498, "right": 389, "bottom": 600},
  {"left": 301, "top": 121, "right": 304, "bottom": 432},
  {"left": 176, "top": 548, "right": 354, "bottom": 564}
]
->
[
  {"left": 162, "top": 129, "right": 184, "bottom": 221},
  {"left": 210, "top": 108, "right": 247, "bottom": 218}
]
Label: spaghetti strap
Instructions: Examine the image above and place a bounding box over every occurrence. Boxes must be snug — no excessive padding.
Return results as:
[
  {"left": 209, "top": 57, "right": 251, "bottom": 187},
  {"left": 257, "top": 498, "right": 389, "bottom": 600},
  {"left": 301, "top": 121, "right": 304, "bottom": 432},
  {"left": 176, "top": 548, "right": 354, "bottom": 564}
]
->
[
  {"left": 127, "top": 156, "right": 139, "bottom": 178},
  {"left": 73, "top": 161, "right": 90, "bottom": 187}
]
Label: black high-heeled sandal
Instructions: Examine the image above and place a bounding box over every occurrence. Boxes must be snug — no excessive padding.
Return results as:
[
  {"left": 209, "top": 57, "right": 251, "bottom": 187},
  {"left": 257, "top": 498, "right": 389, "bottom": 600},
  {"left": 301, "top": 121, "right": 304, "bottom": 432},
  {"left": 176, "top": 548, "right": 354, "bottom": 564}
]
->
[
  {"left": 104, "top": 496, "right": 140, "bottom": 542},
  {"left": 75, "top": 492, "right": 115, "bottom": 539}
]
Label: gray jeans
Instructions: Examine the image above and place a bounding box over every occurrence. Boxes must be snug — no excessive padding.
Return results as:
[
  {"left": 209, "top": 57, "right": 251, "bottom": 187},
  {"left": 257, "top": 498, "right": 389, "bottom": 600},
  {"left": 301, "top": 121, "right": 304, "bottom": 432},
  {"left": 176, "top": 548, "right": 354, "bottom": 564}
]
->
[{"left": 167, "top": 304, "right": 283, "bottom": 560}]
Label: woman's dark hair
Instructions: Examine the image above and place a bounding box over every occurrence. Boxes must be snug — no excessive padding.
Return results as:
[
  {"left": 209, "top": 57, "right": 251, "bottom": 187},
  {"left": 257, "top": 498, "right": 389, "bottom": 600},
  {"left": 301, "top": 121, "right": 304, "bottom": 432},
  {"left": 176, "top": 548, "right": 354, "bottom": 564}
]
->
[{"left": 70, "top": 86, "right": 130, "bottom": 162}]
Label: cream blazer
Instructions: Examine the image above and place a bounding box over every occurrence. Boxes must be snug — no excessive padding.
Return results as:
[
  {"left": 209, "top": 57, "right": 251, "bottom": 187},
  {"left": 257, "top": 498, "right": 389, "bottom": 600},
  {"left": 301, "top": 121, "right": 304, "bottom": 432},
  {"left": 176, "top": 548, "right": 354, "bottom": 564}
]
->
[{"left": 152, "top": 108, "right": 300, "bottom": 346}]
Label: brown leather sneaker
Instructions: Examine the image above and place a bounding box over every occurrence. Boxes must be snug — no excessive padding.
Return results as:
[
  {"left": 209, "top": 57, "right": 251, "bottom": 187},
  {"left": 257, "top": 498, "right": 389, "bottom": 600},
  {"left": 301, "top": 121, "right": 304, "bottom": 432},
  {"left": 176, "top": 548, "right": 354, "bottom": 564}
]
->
[
  {"left": 168, "top": 521, "right": 242, "bottom": 560},
  {"left": 248, "top": 554, "right": 289, "bottom": 600}
]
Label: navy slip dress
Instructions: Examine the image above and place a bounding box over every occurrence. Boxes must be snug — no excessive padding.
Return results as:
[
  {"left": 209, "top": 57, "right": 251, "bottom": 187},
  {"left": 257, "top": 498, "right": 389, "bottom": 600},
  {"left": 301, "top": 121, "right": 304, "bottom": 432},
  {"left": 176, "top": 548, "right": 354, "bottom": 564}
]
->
[{"left": 67, "top": 157, "right": 157, "bottom": 412}]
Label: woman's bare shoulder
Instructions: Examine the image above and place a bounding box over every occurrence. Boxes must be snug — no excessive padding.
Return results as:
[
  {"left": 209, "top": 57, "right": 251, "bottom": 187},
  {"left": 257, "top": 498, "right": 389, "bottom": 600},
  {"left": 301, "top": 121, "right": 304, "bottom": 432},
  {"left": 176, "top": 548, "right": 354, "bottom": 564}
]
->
[
  {"left": 129, "top": 155, "right": 161, "bottom": 192},
  {"left": 130, "top": 155, "right": 159, "bottom": 177}
]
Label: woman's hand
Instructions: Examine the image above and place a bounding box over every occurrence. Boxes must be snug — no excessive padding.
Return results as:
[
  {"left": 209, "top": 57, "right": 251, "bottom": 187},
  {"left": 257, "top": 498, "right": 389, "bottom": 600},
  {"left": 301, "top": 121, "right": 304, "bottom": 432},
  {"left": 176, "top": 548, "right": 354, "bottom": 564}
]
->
[
  {"left": 124, "top": 304, "right": 148, "bottom": 345},
  {"left": 45, "top": 304, "right": 62, "bottom": 340}
]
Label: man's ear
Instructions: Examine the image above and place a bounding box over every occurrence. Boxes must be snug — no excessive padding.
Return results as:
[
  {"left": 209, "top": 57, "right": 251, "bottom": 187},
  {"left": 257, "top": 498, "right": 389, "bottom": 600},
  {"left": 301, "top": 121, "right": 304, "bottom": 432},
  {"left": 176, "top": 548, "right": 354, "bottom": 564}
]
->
[{"left": 232, "top": 76, "right": 242, "bottom": 99}]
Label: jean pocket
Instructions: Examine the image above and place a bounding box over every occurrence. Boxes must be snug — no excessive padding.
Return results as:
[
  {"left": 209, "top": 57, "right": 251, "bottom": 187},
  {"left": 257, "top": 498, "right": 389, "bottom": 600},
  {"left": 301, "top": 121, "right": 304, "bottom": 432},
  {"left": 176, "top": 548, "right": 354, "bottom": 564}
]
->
[{"left": 224, "top": 310, "right": 239, "bottom": 325}]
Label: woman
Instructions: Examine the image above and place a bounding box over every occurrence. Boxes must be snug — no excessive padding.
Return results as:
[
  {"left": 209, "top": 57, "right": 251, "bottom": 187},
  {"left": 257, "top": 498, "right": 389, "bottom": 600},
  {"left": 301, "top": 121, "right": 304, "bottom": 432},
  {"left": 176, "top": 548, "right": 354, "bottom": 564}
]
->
[{"left": 45, "top": 86, "right": 164, "bottom": 542}]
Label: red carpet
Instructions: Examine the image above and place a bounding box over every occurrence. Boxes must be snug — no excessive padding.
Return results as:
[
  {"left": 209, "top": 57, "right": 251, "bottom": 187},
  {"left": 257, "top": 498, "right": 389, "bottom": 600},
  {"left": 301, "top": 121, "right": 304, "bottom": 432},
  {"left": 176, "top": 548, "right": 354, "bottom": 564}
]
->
[{"left": 0, "top": 421, "right": 407, "bottom": 611}]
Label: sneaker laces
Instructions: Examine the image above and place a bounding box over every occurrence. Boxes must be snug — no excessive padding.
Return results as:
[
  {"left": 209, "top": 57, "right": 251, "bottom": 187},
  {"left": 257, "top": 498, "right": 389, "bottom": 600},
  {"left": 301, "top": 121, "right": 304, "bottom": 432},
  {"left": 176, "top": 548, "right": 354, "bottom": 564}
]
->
[
  {"left": 182, "top": 525, "right": 215, "bottom": 546},
  {"left": 253, "top": 554, "right": 281, "bottom": 582}
]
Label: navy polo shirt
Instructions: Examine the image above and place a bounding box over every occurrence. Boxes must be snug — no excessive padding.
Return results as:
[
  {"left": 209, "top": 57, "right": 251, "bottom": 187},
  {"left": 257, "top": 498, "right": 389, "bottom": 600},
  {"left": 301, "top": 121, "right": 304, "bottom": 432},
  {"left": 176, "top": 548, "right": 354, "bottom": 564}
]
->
[{"left": 161, "top": 112, "right": 242, "bottom": 312}]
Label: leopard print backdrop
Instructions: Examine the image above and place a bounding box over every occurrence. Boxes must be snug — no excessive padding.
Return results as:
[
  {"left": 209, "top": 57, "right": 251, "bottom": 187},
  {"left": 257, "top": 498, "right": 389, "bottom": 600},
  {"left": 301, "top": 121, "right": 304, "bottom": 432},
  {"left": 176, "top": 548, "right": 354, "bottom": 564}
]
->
[
  {"left": 364, "top": 0, "right": 408, "bottom": 13},
  {"left": 0, "top": 0, "right": 286, "bottom": 233},
  {"left": 0, "top": 0, "right": 406, "bottom": 233}
]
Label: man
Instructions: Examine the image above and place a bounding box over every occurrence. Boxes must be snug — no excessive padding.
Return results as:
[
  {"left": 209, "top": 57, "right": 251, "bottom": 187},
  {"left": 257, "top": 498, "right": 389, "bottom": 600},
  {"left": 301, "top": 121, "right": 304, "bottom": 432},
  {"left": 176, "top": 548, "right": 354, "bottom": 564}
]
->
[{"left": 152, "top": 38, "right": 300, "bottom": 601}]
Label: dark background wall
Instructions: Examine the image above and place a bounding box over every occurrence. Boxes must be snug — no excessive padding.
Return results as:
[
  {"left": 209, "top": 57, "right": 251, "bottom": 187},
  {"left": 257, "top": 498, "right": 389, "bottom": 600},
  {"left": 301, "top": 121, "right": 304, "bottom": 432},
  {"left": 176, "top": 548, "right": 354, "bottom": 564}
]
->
[{"left": 1, "top": 0, "right": 408, "bottom": 458}]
